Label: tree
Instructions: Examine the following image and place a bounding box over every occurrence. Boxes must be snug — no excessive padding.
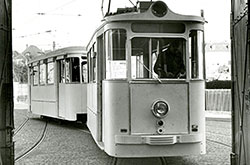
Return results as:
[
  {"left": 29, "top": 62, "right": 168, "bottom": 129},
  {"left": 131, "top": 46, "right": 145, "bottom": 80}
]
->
[{"left": 13, "top": 51, "right": 28, "bottom": 83}]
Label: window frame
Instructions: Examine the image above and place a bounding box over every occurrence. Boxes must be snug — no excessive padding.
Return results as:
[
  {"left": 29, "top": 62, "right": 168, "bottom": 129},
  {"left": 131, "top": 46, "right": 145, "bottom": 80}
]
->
[
  {"left": 105, "top": 29, "right": 127, "bottom": 80},
  {"left": 81, "top": 60, "right": 88, "bottom": 83},
  {"left": 88, "top": 43, "right": 97, "bottom": 83},
  {"left": 131, "top": 37, "right": 187, "bottom": 80},
  {"left": 189, "top": 30, "right": 204, "bottom": 80},
  {"left": 32, "top": 65, "right": 39, "bottom": 86},
  {"left": 47, "top": 61, "right": 54, "bottom": 85},
  {"left": 39, "top": 61, "right": 46, "bottom": 85},
  {"left": 64, "top": 57, "right": 81, "bottom": 84}
]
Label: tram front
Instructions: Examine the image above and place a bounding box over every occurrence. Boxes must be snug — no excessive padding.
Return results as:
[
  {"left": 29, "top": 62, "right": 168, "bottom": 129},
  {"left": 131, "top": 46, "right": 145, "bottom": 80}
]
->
[{"left": 98, "top": 1, "right": 205, "bottom": 157}]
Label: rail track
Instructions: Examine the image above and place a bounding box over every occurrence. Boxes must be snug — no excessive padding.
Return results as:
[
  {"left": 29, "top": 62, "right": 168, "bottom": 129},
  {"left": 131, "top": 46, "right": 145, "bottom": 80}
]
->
[
  {"left": 13, "top": 110, "right": 30, "bottom": 136},
  {"left": 206, "top": 120, "right": 232, "bottom": 148},
  {"left": 14, "top": 119, "right": 48, "bottom": 162},
  {"left": 13, "top": 117, "right": 29, "bottom": 136},
  {"left": 206, "top": 138, "right": 231, "bottom": 148}
]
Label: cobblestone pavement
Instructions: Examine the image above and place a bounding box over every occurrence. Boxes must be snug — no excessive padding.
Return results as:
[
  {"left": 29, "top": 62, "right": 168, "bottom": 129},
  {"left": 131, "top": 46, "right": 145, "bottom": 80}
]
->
[{"left": 14, "top": 108, "right": 232, "bottom": 165}]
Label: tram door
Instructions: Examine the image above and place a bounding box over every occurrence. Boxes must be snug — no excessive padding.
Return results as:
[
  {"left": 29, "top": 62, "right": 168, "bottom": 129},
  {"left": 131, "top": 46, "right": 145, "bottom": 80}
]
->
[
  {"left": 57, "top": 59, "right": 66, "bottom": 118},
  {"left": 57, "top": 57, "right": 82, "bottom": 120},
  {"left": 87, "top": 36, "right": 104, "bottom": 143},
  {"left": 96, "top": 35, "right": 105, "bottom": 142}
]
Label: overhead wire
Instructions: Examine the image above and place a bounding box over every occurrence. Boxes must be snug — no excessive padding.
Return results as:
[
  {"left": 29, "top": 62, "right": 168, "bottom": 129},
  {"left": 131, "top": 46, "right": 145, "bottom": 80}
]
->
[
  {"left": 15, "top": 30, "right": 54, "bottom": 39},
  {"left": 15, "top": 0, "right": 81, "bottom": 28}
]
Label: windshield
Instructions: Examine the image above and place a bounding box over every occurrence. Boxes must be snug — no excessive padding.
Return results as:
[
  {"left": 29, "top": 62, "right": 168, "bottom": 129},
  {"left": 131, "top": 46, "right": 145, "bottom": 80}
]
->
[{"left": 131, "top": 38, "right": 186, "bottom": 79}]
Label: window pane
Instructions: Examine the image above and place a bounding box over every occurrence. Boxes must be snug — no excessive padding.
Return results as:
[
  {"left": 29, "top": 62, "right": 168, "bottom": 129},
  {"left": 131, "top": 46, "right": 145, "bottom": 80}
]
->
[
  {"left": 198, "top": 31, "right": 204, "bottom": 79},
  {"left": 47, "top": 62, "right": 54, "bottom": 84},
  {"left": 89, "top": 44, "right": 97, "bottom": 82},
  {"left": 59, "top": 60, "right": 65, "bottom": 83},
  {"left": 39, "top": 63, "right": 46, "bottom": 85},
  {"left": 131, "top": 38, "right": 150, "bottom": 78},
  {"left": 93, "top": 55, "right": 96, "bottom": 82},
  {"left": 112, "top": 29, "right": 126, "bottom": 60},
  {"left": 132, "top": 38, "right": 186, "bottom": 79},
  {"left": 82, "top": 61, "right": 87, "bottom": 83},
  {"left": 153, "top": 39, "right": 186, "bottom": 78},
  {"left": 33, "top": 66, "right": 38, "bottom": 85},
  {"left": 189, "top": 30, "right": 204, "bottom": 79},
  {"left": 65, "top": 59, "right": 71, "bottom": 83},
  {"left": 65, "top": 57, "right": 80, "bottom": 83},
  {"left": 87, "top": 51, "right": 92, "bottom": 82},
  {"left": 71, "top": 58, "right": 80, "bottom": 82},
  {"left": 106, "top": 29, "right": 127, "bottom": 79},
  {"left": 132, "top": 23, "right": 185, "bottom": 33}
]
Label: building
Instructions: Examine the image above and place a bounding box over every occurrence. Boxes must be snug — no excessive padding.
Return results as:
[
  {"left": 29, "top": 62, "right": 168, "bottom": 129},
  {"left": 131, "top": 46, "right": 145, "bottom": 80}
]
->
[{"left": 205, "top": 42, "right": 231, "bottom": 81}]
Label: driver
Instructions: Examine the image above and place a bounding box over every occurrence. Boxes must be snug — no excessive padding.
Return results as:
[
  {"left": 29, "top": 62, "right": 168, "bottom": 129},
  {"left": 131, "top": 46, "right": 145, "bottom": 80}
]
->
[{"left": 153, "top": 41, "right": 185, "bottom": 78}]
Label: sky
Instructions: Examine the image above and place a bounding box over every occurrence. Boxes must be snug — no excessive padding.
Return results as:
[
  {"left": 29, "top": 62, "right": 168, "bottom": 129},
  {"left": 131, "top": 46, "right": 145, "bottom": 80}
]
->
[{"left": 12, "top": 0, "right": 231, "bottom": 52}]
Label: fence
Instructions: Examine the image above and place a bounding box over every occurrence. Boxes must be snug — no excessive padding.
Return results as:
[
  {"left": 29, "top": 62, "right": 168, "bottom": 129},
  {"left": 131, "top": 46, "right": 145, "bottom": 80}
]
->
[
  {"left": 14, "top": 82, "right": 28, "bottom": 103},
  {"left": 205, "top": 89, "right": 231, "bottom": 111}
]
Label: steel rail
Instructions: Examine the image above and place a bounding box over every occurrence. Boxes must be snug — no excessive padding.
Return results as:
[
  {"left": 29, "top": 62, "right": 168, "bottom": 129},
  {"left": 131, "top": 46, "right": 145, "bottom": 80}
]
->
[
  {"left": 13, "top": 117, "right": 29, "bottom": 136},
  {"left": 14, "top": 120, "right": 48, "bottom": 162}
]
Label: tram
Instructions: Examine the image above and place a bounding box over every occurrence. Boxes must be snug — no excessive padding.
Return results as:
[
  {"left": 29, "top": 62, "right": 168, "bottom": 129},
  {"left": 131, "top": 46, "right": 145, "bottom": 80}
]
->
[
  {"left": 86, "top": 1, "right": 206, "bottom": 157},
  {"left": 28, "top": 46, "right": 87, "bottom": 121}
]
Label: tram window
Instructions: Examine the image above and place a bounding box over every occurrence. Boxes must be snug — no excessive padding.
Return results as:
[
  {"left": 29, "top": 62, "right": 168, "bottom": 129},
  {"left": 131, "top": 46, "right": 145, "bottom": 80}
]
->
[
  {"left": 131, "top": 38, "right": 186, "bottom": 79},
  {"left": 33, "top": 66, "right": 38, "bottom": 85},
  {"left": 88, "top": 45, "right": 97, "bottom": 82},
  {"left": 39, "top": 63, "right": 46, "bottom": 85},
  {"left": 65, "top": 59, "right": 71, "bottom": 83},
  {"left": 131, "top": 38, "right": 150, "bottom": 78},
  {"left": 189, "top": 30, "right": 204, "bottom": 79},
  {"left": 105, "top": 29, "right": 127, "bottom": 79},
  {"left": 29, "top": 67, "right": 33, "bottom": 84},
  {"left": 71, "top": 58, "right": 80, "bottom": 82},
  {"left": 132, "top": 23, "right": 185, "bottom": 33},
  {"left": 59, "top": 60, "right": 65, "bottom": 83},
  {"left": 65, "top": 57, "right": 80, "bottom": 83},
  {"left": 82, "top": 61, "right": 87, "bottom": 83},
  {"left": 92, "top": 47, "right": 97, "bottom": 82},
  {"left": 87, "top": 51, "right": 92, "bottom": 82},
  {"left": 47, "top": 62, "right": 54, "bottom": 84}
]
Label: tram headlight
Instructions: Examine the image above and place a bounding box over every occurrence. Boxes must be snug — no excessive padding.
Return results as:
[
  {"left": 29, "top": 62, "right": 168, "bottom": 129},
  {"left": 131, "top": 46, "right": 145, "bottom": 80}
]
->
[
  {"left": 151, "top": 100, "right": 169, "bottom": 118},
  {"left": 151, "top": 1, "right": 168, "bottom": 17}
]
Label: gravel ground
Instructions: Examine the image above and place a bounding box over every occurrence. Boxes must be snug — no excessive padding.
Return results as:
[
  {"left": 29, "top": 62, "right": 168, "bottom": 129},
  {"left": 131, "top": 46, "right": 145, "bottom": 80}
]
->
[{"left": 14, "top": 107, "right": 232, "bottom": 165}]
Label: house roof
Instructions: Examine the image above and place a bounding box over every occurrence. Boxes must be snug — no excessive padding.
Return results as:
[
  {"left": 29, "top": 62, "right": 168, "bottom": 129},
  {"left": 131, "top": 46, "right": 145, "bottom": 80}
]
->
[{"left": 22, "top": 45, "right": 44, "bottom": 60}]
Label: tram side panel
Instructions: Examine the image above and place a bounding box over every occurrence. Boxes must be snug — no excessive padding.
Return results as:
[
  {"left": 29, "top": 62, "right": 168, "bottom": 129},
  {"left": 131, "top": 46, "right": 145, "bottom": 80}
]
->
[
  {"left": 29, "top": 61, "right": 58, "bottom": 118},
  {"left": 30, "top": 59, "right": 87, "bottom": 121},
  {"left": 102, "top": 81, "right": 130, "bottom": 156},
  {"left": 189, "top": 80, "right": 206, "bottom": 154},
  {"left": 58, "top": 83, "right": 84, "bottom": 120},
  {"left": 87, "top": 83, "right": 99, "bottom": 141},
  {"left": 31, "top": 85, "right": 57, "bottom": 117}
]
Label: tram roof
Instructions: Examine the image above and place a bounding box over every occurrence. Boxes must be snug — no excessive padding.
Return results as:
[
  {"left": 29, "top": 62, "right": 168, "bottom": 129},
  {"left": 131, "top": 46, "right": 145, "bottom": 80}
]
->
[
  {"left": 28, "top": 46, "right": 86, "bottom": 64},
  {"left": 103, "top": 7, "right": 205, "bottom": 23},
  {"left": 87, "top": 1, "right": 205, "bottom": 48}
]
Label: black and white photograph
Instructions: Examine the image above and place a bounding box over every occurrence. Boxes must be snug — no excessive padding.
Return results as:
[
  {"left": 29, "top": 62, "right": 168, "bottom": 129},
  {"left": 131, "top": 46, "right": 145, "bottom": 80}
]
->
[{"left": 0, "top": 0, "right": 249, "bottom": 164}]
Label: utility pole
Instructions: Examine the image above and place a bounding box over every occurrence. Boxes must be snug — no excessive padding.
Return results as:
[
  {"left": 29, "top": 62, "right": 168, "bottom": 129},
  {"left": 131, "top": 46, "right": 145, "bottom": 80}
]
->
[
  {"left": 0, "top": 0, "right": 14, "bottom": 164},
  {"left": 53, "top": 41, "right": 56, "bottom": 51}
]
